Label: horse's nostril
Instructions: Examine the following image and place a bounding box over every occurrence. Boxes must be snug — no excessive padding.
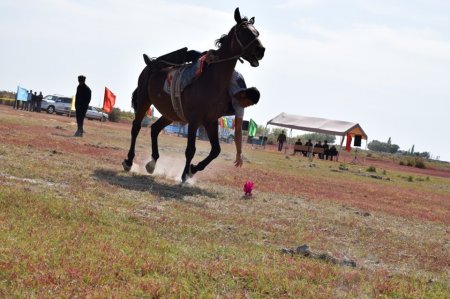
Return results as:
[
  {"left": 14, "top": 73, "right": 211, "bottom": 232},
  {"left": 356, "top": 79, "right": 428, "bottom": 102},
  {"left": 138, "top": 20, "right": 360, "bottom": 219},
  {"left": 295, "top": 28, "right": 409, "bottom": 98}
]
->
[{"left": 257, "top": 47, "right": 265, "bottom": 59}]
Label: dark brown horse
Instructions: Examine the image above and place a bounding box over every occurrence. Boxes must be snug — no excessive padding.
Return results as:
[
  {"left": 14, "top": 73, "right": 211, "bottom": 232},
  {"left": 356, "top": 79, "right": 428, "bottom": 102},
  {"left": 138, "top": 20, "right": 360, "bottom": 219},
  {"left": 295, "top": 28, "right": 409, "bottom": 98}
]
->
[{"left": 123, "top": 8, "right": 265, "bottom": 182}]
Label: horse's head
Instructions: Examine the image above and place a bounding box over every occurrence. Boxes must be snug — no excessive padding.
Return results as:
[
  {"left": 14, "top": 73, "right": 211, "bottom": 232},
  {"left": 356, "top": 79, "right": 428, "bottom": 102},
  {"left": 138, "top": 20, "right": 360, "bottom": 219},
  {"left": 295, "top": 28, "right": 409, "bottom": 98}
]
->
[{"left": 231, "top": 8, "right": 265, "bottom": 67}]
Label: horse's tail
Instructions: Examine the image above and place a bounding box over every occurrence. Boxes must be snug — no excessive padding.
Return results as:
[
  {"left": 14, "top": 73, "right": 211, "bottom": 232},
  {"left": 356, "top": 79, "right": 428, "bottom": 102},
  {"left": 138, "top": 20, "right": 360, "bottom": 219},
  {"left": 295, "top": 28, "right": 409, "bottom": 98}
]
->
[
  {"left": 131, "top": 88, "right": 138, "bottom": 112},
  {"left": 132, "top": 65, "right": 151, "bottom": 113}
]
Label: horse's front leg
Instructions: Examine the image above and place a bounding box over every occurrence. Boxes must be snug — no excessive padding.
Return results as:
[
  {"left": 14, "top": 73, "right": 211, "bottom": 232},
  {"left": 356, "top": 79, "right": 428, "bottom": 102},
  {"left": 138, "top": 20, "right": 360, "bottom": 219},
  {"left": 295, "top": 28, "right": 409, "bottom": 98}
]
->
[
  {"left": 191, "top": 120, "right": 220, "bottom": 176},
  {"left": 145, "top": 116, "right": 172, "bottom": 174},
  {"left": 181, "top": 123, "right": 199, "bottom": 182},
  {"left": 123, "top": 99, "right": 149, "bottom": 171}
]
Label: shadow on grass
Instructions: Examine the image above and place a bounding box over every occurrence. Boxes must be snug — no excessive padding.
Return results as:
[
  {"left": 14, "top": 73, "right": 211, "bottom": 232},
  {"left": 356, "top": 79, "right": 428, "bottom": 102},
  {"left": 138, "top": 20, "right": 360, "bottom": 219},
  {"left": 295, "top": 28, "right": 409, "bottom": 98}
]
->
[{"left": 92, "top": 168, "right": 217, "bottom": 200}]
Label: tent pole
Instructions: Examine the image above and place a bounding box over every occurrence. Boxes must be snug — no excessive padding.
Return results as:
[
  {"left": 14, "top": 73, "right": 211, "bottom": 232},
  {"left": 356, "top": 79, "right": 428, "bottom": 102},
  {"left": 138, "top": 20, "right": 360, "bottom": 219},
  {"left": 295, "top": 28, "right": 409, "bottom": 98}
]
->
[
  {"left": 261, "top": 124, "right": 268, "bottom": 149},
  {"left": 286, "top": 128, "right": 292, "bottom": 154},
  {"left": 338, "top": 135, "right": 345, "bottom": 162}
]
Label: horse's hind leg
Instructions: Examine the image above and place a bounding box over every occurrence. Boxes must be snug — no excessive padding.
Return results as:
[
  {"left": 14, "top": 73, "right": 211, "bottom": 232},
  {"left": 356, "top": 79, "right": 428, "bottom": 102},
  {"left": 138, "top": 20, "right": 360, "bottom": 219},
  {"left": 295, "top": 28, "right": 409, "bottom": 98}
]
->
[
  {"left": 190, "top": 121, "right": 221, "bottom": 176},
  {"left": 122, "top": 98, "right": 151, "bottom": 171},
  {"left": 181, "top": 123, "right": 199, "bottom": 182},
  {"left": 145, "top": 116, "right": 172, "bottom": 174}
]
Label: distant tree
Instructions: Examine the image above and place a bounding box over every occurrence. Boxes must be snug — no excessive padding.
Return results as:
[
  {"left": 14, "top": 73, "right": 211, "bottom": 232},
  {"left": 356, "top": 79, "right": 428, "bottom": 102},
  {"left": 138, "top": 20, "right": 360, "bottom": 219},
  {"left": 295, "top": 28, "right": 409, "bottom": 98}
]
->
[
  {"left": 108, "top": 108, "right": 122, "bottom": 122},
  {"left": 256, "top": 125, "right": 269, "bottom": 136},
  {"left": 411, "top": 145, "right": 415, "bottom": 155},
  {"left": 389, "top": 144, "right": 400, "bottom": 154},
  {"left": 298, "top": 133, "right": 336, "bottom": 144},
  {"left": 0, "top": 90, "right": 15, "bottom": 99},
  {"left": 417, "top": 151, "right": 430, "bottom": 159},
  {"left": 368, "top": 140, "right": 399, "bottom": 154}
]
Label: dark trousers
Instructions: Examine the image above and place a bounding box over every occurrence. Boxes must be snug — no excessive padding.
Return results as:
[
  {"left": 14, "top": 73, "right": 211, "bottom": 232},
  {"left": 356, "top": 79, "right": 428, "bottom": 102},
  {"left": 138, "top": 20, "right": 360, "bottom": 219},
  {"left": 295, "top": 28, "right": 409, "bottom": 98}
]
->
[
  {"left": 278, "top": 142, "right": 284, "bottom": 151},
  {"left": 30, "top": 100, "right": 35, "bottom": 111},
  {"left": 76, "top": 105, "right": 89, "bottom": 132}
]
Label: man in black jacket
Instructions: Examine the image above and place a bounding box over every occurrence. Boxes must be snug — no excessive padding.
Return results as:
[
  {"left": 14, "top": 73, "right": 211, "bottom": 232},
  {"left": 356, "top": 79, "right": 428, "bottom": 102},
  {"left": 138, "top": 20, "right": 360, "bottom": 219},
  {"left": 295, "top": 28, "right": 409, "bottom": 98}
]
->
[{"left": 74, "top": 75, "right": 92, "bottom": 137}]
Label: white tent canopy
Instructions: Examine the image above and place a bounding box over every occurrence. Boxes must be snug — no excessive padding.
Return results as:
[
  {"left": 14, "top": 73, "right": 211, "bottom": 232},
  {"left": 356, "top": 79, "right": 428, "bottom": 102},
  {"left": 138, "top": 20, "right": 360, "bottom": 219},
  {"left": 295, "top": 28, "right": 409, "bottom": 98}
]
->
[{"left": 266, "top": 112, "right": 368, "bottom": 140}]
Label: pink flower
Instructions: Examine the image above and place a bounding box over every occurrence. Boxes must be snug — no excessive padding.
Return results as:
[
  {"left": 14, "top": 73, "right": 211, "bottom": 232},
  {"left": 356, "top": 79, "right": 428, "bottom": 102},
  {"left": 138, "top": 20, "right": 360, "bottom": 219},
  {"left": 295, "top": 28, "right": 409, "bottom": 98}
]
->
[{"left": 243, "top": 181, "right": 254, "bottom": 196}]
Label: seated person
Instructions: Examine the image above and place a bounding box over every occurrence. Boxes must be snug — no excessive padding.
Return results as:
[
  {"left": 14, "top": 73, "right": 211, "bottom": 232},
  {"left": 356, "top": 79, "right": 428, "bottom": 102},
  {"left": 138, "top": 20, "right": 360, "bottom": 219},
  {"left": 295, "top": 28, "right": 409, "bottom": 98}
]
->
[
  {"left": 293, "top": 139, "right": 303, "bottom": 155},
  {"left": 314, "top": 141, "right": 323, "bottom": 158},
  {"left": 304, "top": 139, "right": 313, "bottom": 156},
  {"left": 327, "top": 145, "right": 339, "bottom": 161}
]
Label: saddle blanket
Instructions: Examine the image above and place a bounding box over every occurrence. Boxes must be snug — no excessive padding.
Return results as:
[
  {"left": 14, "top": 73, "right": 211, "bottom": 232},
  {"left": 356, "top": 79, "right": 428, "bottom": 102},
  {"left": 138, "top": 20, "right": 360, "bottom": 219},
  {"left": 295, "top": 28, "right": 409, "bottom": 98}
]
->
[{"left": 163, "top": 55, "right": 207, "bottom": 95}]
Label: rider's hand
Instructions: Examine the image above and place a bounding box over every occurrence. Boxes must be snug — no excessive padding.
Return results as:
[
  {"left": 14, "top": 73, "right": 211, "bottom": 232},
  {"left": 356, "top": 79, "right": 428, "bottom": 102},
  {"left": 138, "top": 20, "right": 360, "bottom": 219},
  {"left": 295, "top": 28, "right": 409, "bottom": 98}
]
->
[{"left": 234, "top": 153, "right": 243, "bottom": 167}]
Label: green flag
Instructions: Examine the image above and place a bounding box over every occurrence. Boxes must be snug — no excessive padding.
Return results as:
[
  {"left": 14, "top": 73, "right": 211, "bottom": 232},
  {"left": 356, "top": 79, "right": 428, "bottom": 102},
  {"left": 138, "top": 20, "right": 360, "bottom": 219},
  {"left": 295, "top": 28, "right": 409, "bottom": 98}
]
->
[{"left": 248, "top": 119, "right": 257, "bottom": 137}]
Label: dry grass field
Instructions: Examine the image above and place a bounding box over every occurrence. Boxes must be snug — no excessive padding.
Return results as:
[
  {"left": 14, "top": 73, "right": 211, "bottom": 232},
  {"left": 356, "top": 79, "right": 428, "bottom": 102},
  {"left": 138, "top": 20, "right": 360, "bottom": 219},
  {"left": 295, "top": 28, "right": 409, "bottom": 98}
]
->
[{"left": 0, "top": 104, "right": 449, "bottom": 298}]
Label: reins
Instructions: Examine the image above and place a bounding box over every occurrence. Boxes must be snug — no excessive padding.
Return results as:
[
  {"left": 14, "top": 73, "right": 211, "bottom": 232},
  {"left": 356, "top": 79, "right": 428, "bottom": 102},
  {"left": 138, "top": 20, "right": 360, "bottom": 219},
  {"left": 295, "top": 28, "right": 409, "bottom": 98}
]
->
[
  {"left": 209, "top": 22, "right": 259, "bottom": 64},
  {"left": 153, "top": 22, "right": 259, "bottom": 67}
]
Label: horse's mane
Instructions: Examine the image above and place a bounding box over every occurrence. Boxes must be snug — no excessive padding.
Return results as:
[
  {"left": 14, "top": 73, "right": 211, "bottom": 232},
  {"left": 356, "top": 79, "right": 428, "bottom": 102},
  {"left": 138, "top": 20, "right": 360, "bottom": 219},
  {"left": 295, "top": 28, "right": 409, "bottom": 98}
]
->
[
  {"left": 214, "top": 34, "right": 228, "bottom": 49},
  {"left": 214, "top": 16, "right": 249, "bottom": 49}
]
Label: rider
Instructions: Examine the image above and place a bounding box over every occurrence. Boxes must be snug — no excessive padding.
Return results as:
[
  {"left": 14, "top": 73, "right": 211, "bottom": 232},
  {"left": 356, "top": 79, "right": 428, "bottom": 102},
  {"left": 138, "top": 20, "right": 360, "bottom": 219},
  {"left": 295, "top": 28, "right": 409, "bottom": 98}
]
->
[
  {"left": 147, "top": 48, "right": 260, "bottom": 168},
  {"left": 228, "top": 71, "right": 260, "bottom": 167}
]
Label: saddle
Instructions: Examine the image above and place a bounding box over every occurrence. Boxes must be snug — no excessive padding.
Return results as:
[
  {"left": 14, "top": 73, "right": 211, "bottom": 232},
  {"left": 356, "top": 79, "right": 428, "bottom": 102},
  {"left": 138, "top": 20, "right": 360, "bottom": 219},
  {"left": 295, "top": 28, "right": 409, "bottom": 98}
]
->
[
  {"left": 142, "top": 48, "right": 209, "bottom": 122},
  {"left": 163, "top": 55, "right": 208, "bottom": 122}
]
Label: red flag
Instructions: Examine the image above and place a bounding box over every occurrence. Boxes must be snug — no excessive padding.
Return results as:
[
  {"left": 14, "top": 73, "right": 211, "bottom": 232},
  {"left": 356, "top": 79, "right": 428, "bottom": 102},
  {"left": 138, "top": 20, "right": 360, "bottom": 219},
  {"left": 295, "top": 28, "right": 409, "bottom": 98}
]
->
[
  {"left": 103, "top": 87, "right": 116, "bottom": 113},
  {"left": 345, "top": 133, "right": 352, "bottom": 152}
]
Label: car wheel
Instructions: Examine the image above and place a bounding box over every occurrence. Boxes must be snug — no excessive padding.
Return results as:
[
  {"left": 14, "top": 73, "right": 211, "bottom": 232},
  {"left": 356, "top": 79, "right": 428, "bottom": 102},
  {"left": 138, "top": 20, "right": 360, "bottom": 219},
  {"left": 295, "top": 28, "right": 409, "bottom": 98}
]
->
[
  {"left": 101, "top": 116, "right": 106, "bottom": 122},
  {"left": 47, "top": 106, "right": 55, "bottom": 114},
  {"left": 227, "top": 136, "right": 234, "bottom": 144}
]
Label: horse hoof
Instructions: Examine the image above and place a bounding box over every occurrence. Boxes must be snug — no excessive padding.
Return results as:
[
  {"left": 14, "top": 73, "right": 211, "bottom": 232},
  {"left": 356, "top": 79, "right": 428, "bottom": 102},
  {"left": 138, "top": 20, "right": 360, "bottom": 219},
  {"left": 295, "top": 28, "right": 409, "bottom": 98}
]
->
[
  {"left": 145, "top": 159, "right": 156, "bottom": 174},
  {"left": 188, "top": 164, "right": 195, "bottom": 178},
  {"left": 122, "top": 160, "right": 132, "bottom": 172}
]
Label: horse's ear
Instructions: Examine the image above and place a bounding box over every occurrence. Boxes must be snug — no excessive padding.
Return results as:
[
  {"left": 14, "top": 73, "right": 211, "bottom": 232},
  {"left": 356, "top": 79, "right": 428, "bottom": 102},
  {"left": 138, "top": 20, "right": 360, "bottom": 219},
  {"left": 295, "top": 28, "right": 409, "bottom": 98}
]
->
[
  {"left": 249, "top": 17, "right": 255, "bottom": 24},
  {"left": 234, "top": 7, "right": 242, "bottom": 23}
]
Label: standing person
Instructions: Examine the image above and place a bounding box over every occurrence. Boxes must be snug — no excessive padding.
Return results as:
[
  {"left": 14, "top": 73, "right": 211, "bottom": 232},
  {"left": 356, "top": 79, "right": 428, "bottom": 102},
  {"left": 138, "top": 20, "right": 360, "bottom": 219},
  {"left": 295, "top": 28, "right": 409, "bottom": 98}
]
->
[
  {"left": 277, "top": 130, "right": 287, "bottom": 152},
  {"left": 36, "top": 92, "right": 43, "bottom": 112},
  {"left": 23, "top": 90, "right": 32, "bottom": 110},
  {"left": 13, "top": 95, "right": 20, "bottom": 110},
  {"left": 74, "top": 75, "right": 92, "bottom": 137},
  {"left": 31, "top": 91, "right": 37, "bottom": 112},
  {"left": 228, "top": 71, "right": 260, "bottom": 167},
  {"left": 322, "top": 140, "right": 330, "bottom": 160}
]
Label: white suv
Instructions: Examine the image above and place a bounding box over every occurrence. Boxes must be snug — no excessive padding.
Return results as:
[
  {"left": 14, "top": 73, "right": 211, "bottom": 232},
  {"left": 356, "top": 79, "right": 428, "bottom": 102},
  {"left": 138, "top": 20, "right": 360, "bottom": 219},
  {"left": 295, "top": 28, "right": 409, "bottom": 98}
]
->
[
  {"left": 86, "top": 106, "right": 108, "bottom": 122},
  {"left": 44, "top": 95, "right": 73, "bottom": 115},
  {"left": 54, "top": 97, "right": 73, "bottom": 115}
]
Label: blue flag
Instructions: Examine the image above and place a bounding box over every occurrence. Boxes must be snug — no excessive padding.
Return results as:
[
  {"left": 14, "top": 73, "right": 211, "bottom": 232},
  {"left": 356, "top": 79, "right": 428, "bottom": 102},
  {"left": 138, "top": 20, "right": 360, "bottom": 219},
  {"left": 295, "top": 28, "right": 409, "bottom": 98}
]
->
[
  {"left": 16, "top": 86, "right": 28, "bottom": 101},
  {"left": 227, "top": 117, "right": 234, "bottom": 129}
]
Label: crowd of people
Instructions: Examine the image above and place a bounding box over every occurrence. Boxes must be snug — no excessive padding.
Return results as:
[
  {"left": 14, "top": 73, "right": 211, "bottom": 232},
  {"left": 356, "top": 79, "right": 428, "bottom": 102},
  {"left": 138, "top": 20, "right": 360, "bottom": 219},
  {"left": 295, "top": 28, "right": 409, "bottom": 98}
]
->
[
  {"left": 13, "top": 90, "right": 44, "bottom": 112},
  {"left": 293, "top": 138, "right": 339, "bottom": 161}
]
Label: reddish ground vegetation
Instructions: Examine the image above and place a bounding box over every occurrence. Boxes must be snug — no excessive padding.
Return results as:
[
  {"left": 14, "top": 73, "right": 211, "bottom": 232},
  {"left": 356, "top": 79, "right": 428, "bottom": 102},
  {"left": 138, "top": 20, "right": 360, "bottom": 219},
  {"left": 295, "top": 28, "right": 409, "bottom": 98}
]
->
[
  {"left": 204, "top": 161, "right": 450, "bottom": 224},
  {"left": 2, "top": 105, "right": 449, "bottom": 225}
]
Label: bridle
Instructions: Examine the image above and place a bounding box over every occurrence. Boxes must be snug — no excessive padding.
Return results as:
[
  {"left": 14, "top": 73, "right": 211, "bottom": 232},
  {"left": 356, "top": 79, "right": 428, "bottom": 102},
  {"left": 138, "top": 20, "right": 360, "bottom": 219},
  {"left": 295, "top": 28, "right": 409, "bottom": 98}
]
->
[
  {"left": 211, "top": 21, "right": 260, "bottom": 64},
  {"left": 234, "top": 21, "right": 260, "bottom": 53}
]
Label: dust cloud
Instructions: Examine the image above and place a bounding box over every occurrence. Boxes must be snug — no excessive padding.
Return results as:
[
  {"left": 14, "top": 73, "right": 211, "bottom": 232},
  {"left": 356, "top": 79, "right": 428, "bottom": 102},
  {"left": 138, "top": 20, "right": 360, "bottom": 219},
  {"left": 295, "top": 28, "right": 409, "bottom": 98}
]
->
[{"left": 131, "top": 154, "right": 197, "bottom": 185}]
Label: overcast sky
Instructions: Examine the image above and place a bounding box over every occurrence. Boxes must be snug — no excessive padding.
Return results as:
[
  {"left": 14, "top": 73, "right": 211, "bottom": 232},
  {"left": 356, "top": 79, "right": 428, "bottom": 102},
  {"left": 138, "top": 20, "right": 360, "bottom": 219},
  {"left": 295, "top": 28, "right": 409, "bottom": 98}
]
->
[{"left": 1, "top": 0, "right": 449, "bottom": 161}]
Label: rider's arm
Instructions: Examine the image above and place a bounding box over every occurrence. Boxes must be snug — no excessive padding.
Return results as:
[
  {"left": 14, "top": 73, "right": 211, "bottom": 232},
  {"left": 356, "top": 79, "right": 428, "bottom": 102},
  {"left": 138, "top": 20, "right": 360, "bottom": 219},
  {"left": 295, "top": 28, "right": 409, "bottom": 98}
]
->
[{"left": 234, "top": 116, "right": 243, "bottom": 167}]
